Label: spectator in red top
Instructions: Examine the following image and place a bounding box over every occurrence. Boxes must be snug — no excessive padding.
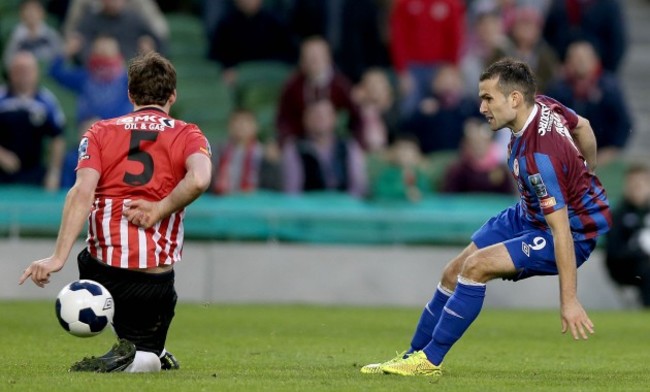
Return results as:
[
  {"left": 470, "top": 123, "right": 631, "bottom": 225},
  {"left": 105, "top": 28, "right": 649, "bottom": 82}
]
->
[
  {"left": 275, "top": 37, "right": 361, "bottom": 146},
  {"left": 389, "top": 0, "right": 466, "bottom": 117}
]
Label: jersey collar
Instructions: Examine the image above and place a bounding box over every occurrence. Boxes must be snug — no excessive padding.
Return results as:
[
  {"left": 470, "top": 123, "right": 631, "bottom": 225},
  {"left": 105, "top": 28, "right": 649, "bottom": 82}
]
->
[
  {"left": 134, "top": 106, "right": 167, "bottom": 114},
  {"left": 512, "top": 104, "right": 538, "bottom": 138}
]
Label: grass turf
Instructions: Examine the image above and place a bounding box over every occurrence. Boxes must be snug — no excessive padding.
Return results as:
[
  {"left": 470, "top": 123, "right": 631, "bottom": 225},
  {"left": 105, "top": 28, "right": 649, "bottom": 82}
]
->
[{"left": 1, "top": 301, "right": 649, "bottom": 391}]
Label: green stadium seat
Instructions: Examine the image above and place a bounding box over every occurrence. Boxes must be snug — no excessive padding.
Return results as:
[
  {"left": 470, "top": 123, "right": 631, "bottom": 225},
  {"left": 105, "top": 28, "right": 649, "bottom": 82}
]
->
[
  {"left": 422, "top": 151, "right": 458, "bottom": 191},
  {"left": 232, "top": 61, "right": 292, "bottom": 107},
  {"left": 166, "top": 12, "right": 207, "bottom": 59},
  {"left": 597, "top": 158, "right": 629, "bottom": 206}
]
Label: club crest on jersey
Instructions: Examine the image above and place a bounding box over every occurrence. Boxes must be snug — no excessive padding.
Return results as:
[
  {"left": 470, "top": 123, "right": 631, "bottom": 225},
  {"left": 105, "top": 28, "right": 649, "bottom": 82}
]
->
[
  {"left": 513, "top": 159, "right": 519, "bottom": 177},
  {"left": 78, "top": 137, "right": 90, "bottom": 161},
  {"left": 528, "top": 173, "right": 547, "bottom": 198}
]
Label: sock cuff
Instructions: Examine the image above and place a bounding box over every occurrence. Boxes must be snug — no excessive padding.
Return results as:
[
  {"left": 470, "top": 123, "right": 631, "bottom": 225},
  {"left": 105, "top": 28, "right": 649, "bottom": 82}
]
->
[
  {"left": 457, "top": 275, "right": 486, "bottom": 287},
  {"left": 437, "top": 283, "right": 454, "bottom": 297}
]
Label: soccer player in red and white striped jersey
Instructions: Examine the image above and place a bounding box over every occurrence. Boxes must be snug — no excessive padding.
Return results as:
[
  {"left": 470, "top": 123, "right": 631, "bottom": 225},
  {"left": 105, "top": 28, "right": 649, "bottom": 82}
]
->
[{"left": 20, "top": 51, "right": 212, "bottom": 373}]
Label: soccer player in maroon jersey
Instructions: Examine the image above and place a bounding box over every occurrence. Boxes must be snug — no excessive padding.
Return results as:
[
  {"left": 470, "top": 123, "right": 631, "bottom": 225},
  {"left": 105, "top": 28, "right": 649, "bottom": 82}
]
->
[
  {"left": 361, "top": 58, "right": 612, "bottom": 377},
  {"left": 19, "top": 51, "right": 212, "bottom": 373}
]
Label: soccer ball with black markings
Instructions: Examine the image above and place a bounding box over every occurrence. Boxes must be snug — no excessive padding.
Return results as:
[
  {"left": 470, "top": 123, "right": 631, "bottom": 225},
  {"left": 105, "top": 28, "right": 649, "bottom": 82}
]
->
[{"left": 55, "top": 280, "right": 114, "bottom": 337}]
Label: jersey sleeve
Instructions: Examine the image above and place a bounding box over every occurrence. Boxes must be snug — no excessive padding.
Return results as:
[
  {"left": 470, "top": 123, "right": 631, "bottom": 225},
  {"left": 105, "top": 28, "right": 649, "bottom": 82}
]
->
[
  {"left": 75, "top": 126, "right": 102, "bottom": 174},
  {"left": 537, "top": 95, "right": 579, "bottom": 130},
  {"left": 528, "top": 152, "right": 567, "bottom": 215},
  {"left": 182, "top": 125, "right": 212, "bottom": 160}
]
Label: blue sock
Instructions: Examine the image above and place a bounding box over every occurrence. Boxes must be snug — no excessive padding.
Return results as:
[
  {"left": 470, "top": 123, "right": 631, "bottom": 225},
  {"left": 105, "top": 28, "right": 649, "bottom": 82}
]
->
[
  {"left": 423, "top": 278, "right": 486, "bottom": 365},
  {"left": 408, "top": 284, "right": 453, "bottom": 353}
]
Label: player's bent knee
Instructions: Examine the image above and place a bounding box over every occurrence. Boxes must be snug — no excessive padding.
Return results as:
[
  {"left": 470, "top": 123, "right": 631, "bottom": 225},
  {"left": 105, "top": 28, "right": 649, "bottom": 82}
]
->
[
  {"left": 441, "top": 268, "right": 459, "bottom": 290},
  {"left": 124, "top": 351, "right": 162, "bottom": 373},
  {"left": 460, "top": 254, "right": 490, "bottom": 282}
]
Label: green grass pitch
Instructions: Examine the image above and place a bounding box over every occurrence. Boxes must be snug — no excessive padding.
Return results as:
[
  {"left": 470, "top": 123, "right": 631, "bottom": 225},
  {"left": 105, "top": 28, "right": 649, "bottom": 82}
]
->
[{"left": 1, "top": 301, "right": 649, "bottom": 391}]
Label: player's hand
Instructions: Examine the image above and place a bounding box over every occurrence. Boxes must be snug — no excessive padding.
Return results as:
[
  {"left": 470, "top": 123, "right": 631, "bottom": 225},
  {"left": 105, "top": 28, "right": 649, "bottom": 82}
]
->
[
  {"left": 560, "top": 299, "right": 594, "bottom": 340},
  {"left": 0, "top": 150, "right": 21, "bottom": 174},
  {"left": 19, "top": 257, "right": 65, "bottom": 288},
  {"left": 123, "top": 199, "right": 161, "bottom": 229}
]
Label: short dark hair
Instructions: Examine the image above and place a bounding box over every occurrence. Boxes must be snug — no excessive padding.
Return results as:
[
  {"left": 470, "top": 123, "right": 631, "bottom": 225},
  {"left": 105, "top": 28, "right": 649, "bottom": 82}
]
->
[
  {"left": 127, "top": 52, "right": 176, "bottom": 107},
  {"left": 479, "top": 58, "right": 537, "bottom": 105},
  {"left": 20, "top": 0, "right": 43, "bottom": 10}
]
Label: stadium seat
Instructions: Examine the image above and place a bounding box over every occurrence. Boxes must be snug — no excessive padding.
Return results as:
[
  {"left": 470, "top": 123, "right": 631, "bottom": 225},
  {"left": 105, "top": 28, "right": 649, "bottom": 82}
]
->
[
  {"left": 232, "top": 61, "right": 292, "bottom": 106},
  {"left": 422, "top": 151, "right": 458, "bottom": 191},
  {"left": 165, "top": 11, "right": 232, "bottom": 142},
  {"left": 166, "top": 12, "right": 206, "bottom": 59},
  {"left": 597, "top": 158, "right": 629, "bottom": 206},
  {"left": 230, "top": 61, "right": 293, "bottom": 139}
]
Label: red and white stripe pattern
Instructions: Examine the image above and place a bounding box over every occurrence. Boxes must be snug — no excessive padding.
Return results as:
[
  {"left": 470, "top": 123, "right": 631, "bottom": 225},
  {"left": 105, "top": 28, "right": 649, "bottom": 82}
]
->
[{"left": 86, "top": 198, "right": 185, "bottom": 269}]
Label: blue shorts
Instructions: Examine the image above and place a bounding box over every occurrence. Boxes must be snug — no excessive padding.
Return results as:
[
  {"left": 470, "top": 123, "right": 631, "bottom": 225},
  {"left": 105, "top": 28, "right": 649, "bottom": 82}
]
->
[{"left": 471, "top": 204, "right": 597, "bottom": 281}]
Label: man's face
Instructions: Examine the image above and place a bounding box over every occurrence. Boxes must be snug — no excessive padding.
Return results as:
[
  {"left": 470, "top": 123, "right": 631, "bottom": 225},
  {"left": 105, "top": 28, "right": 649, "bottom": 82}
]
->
[
  {"left": 478, "top": 77, "right": 516, "bottom": 131},
  {"left": 9, "top": 53, "right": 39, "bottom": 94},
  {"left": 235, "top": 0, "right": 263, "bottom": 15},
  {"left": 566, "top": 42, "right": 598, "bottom": 79},
  {"left": 300, "top": 41, "right": 331, "bottom": 80},
  {"left": 102, "top": 0, "right": 126, "bottom": 15},
  {"left": 625, "top": 171, "right": 650, "bottom": 208}
]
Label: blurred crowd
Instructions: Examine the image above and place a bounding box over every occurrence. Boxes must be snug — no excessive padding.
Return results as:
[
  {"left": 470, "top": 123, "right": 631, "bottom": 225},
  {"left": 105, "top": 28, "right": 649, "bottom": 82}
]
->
[
  {"left": 0, "top": 0, "right": 634, "bottom": 201},
  {"left": 1, "top": 0, "right": 649, "bottom": 307}
]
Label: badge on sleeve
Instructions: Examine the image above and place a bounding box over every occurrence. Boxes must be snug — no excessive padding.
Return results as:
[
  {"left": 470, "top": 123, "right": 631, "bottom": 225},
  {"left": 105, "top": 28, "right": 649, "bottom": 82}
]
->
[
  {"left": 78, "top": 137, "right": 90, "bottom": 161},
  {"left": 528, "top": 173, "right": 548, "bottom": 198},
  {"left": 200, "top": 138, "right": 212, "bottom": 157}
]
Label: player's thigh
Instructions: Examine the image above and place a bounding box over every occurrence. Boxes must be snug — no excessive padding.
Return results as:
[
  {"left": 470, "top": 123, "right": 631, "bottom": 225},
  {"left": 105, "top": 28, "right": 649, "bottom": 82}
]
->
[
  {"left": 77, "top": 249, "right": 176, "bottom": 353},
  {"left": 461, "top": 243, "right": 518, "bottom": 282}
]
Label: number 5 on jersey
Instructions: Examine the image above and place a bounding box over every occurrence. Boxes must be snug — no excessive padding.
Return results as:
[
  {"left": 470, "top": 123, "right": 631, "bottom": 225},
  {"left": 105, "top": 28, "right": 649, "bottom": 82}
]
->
[{"left": 123, "top": 130, "right": 159, "bottom": 186}]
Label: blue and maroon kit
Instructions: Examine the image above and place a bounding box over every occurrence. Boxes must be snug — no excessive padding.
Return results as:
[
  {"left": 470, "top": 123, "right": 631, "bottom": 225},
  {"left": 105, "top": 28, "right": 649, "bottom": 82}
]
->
[{"left": 472, "top": 95, "right": 612, "bottom": 280}]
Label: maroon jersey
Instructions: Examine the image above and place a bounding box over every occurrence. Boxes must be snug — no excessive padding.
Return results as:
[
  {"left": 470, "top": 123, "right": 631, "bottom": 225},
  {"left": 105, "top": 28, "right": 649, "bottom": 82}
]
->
[
  {"left": 507, "top": 95, "right": 611, "bottom": 240},
  {"left": 77, "top": 108, "right": 211, "bottom": 269}
]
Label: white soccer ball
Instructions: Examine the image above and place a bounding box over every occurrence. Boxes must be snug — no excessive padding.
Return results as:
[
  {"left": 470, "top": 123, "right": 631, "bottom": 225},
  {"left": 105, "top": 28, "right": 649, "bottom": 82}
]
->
[{"left": 55, "top": 280, "right": 114, "bottom": 337}]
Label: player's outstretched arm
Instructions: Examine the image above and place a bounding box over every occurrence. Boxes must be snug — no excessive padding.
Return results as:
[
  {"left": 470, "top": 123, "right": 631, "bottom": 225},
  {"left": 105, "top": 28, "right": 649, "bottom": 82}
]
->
[
  {"left": 19, "top": 168, "right": 100, "bottom": 287},
  {"left": 571, "top": 116, "right": 598, "bottom": 174},
  {"left": 546, "top": 207, "right": 594, "bottom": 340},
  {"left": 123, "top": 153, "right": 212, "bottom": 229}
]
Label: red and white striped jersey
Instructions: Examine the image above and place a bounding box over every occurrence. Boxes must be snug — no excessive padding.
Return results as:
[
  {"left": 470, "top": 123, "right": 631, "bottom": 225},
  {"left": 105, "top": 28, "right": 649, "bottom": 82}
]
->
[{"left": 76, "top": 107, "right": 211, "bottom": 269}]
